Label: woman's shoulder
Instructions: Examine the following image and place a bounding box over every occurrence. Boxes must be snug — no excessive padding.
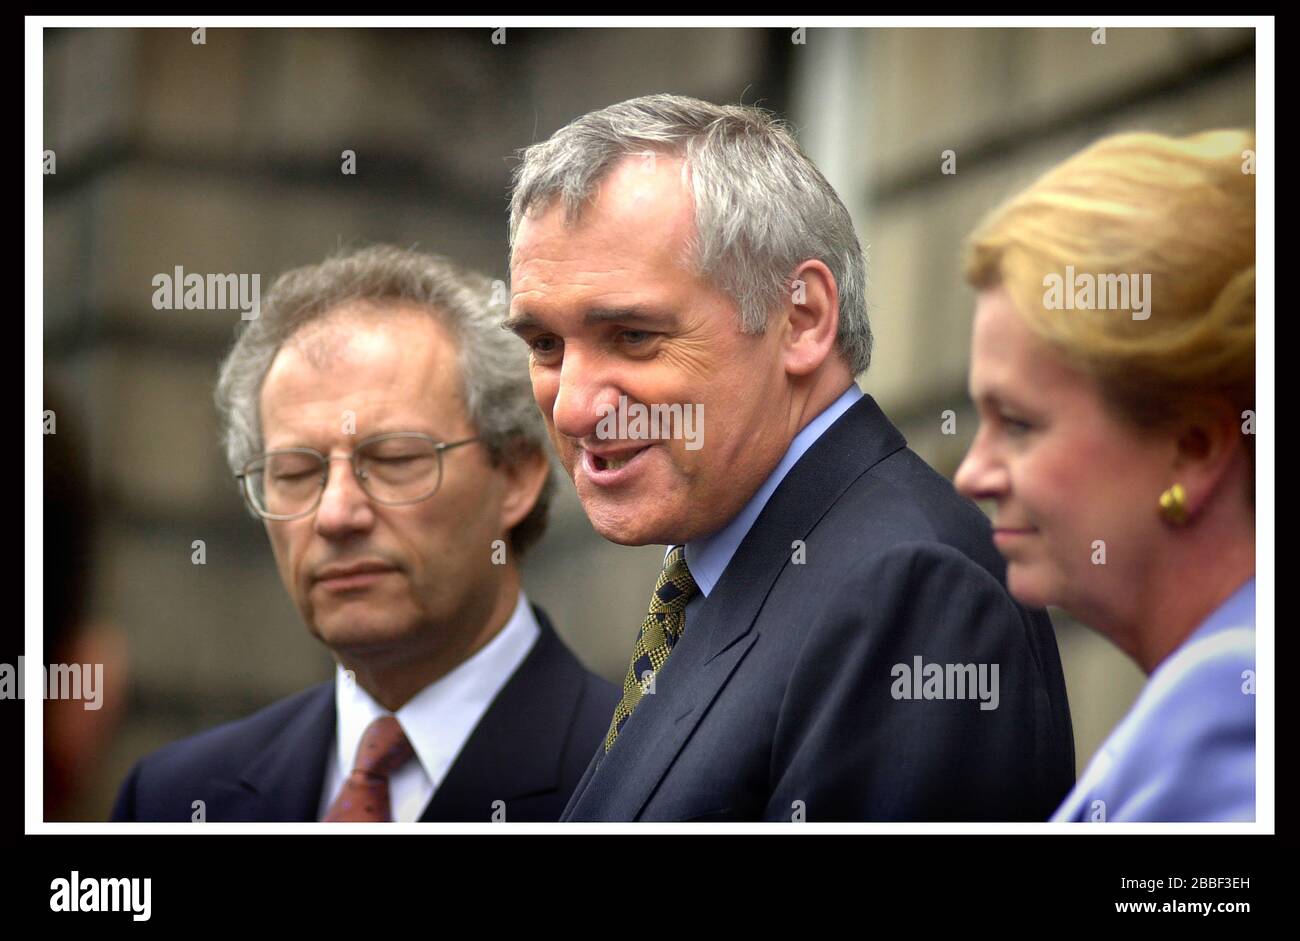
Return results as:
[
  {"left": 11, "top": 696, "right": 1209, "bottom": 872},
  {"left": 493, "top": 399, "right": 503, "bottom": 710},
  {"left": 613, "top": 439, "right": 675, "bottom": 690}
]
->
[{"left": 1094, "top": 627, "right": 1256, "bottom": 821}]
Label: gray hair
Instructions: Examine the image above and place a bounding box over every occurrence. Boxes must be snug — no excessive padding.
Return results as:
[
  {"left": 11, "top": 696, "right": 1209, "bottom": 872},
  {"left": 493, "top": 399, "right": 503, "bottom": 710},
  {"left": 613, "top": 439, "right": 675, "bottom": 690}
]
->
[
  {"left": 508, "top": 93, "right": 872, "bottom": 375},
  {"left": 214, "top": 244, "right": 554, "bottom": 555}
]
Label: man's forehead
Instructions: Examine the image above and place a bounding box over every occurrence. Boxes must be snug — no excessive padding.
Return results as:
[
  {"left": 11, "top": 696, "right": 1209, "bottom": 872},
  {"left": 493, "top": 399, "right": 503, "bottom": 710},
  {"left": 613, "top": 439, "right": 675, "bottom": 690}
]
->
[
  {"left": 288, "top": 301, "right": 442, "bottom": 349},
  {"left": 515, "top": 157, "right": 693, "bottom": 253},
  {"left": 598, "top": 150, "right": 691, "bottom": 210},
  {"left": 259, "top": 372, "right": 456, "bottom": 447},
  {"left": 263, "top": 313, "right": 458, "bottom": 413}
]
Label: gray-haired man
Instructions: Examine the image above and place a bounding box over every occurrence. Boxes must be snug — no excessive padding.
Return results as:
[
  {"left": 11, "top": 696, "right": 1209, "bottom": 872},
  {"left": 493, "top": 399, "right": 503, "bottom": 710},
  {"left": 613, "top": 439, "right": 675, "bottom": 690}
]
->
[
  {"left": 505, "top": 94, "right": 1075, "bottom": 821},
  {"left": 112, "top": 246, "right": 616, "bottom": 822}
]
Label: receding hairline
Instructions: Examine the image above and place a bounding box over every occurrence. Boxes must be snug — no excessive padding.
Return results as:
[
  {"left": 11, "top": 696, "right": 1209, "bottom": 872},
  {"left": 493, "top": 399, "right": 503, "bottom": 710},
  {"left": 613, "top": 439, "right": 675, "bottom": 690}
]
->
[
  {"left": 278, "top": 296, "right": 461, "bottom": 372},
  {"left": 510, "top": 149, "right": 696, "bottom": 254}
]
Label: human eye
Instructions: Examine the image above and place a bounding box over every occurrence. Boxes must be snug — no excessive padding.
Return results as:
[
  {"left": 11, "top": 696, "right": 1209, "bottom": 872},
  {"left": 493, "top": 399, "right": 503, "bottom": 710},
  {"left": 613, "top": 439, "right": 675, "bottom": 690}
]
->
[
  {"left": 999, "top": 413, "right": 1034, "bottom": 436},
  {"left": 528, "top": 334, "right": 563, "bottom": 362},
  {"left": 616, "top": 328, "right": 658, "bottom": 353},
  {"left": 372, "top": 452, "right": 421, "bottom": 465},
  {"left": 267, "top": 453, "right": 320, "bottom": 480},
  {"left": 365, "top": 438, "right": 433, "bottom": 460},
  {"left": 362, "top": 439, "right": 437, "bottom": 481}
]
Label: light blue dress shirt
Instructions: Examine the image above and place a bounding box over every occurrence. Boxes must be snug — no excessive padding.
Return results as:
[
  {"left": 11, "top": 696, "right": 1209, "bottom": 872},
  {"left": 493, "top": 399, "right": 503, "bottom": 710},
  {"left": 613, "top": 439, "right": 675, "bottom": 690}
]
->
[
  {"left": 1052, "top": 576, "right": 1256, "bottom": 822},
  {"left": 675, "top": 383, "right": 864, "bottom": 626}
]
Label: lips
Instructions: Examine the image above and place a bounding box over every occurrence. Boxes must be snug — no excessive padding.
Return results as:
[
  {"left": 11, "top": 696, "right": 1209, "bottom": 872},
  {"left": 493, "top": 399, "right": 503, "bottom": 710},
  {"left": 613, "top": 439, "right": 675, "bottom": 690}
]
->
[
  {"left": 992, "top": 527, "right": 1036, "bottom": 549},
  {"left": 579, "top": 444, "right": 653, "bottom": 486},
  {"left": 591, "top": 448, "right": 646, "bottom": 471},
  {"left": 313, "top": 561, "right": 397, "bottom": 591},
  {"left": 315, "top": 561, "right": 394, "bottom": 581}
]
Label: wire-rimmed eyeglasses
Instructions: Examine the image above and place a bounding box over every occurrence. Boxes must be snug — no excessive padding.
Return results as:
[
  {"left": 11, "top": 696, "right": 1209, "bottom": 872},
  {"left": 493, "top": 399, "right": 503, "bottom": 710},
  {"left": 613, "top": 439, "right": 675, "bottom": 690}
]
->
[{"left": 235, "top": 432, "right": 481, "bottom": 521}]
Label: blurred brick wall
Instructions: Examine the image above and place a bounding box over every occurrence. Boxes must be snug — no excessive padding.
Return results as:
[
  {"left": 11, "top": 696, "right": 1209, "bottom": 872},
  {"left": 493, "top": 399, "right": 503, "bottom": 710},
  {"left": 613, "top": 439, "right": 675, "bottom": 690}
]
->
[{"left": 43, "top": 26, "right": 1255, "bottom": 818}]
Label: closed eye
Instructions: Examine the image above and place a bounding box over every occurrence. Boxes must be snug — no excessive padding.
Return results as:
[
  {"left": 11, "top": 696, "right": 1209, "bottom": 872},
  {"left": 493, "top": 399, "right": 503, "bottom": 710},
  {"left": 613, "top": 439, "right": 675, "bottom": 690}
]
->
[{"left": 1000, "top": 414, "right": 1033, "bottom": 435}]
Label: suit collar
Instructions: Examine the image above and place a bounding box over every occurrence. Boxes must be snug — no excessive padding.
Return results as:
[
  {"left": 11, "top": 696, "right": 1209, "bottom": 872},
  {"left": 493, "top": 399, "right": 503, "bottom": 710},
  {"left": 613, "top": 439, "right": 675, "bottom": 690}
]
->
[
  {"left": 685, "top": 383, "right": 865, "bottom": 597},
  {"left": 209, "top": 683, "right": 335, "bottom": 821},
  {"left": 334, "top": 590, "right": 541, "bottom": 806},
  {"left": 564, "top": 626, "right": 758, "bottom": 821},
  {"left": 420, "top": 607, "right": 588, "bottom": 819},
  {"left": 211, "top": 606, "right": 582, "bottom": 822},
  {"left": 697, "top": 392, "right": 905, "bottom": 664}
]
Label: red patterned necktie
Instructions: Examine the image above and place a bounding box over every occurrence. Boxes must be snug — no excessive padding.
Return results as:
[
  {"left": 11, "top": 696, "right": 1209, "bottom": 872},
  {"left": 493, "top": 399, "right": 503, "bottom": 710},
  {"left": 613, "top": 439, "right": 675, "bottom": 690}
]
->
[{"left": 324, "top": 715, "right": 414, "bottom": 822}]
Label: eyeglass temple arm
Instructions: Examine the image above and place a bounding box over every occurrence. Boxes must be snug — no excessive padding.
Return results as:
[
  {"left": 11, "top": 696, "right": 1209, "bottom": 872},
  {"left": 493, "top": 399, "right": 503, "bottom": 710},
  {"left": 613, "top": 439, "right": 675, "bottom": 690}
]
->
[{"left": 438, "top": 436, "right": 482, "bottom": 452}]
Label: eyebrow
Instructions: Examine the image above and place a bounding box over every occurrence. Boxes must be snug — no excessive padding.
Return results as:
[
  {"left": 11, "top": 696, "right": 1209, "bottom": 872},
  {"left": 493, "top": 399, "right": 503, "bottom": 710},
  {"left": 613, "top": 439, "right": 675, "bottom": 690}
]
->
[
  {"left": 503, "top": 305, "right": 678, "bottom": 336},
  {"left": 968, "top": 383, "right": 1007, "bottom": 409}
]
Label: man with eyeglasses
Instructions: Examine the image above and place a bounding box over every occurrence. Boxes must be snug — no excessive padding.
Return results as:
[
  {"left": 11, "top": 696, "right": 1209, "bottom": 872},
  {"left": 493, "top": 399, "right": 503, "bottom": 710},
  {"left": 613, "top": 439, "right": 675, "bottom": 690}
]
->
[{"left": 111, "top": 245, "right": 617, "bottom": 823}]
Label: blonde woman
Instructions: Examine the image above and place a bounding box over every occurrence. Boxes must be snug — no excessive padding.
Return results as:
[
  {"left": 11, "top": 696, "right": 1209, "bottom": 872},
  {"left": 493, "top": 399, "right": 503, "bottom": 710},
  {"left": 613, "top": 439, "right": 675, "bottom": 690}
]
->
[{"left": 955, "top": 130, "right": 1256, "bottom": 822}]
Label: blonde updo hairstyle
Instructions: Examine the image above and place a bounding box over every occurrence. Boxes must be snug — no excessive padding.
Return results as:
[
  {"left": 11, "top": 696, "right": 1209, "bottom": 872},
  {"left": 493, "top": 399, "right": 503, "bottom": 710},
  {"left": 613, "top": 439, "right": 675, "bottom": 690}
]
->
[{"left": 964, "top": 130, "right": 1256, "bottom": 500}]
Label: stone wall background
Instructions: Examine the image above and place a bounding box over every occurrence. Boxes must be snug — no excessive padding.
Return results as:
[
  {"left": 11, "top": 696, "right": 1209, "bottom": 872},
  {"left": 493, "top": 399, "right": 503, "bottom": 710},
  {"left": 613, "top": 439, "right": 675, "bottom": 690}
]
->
[{"left": 41, "top": 26, "right": 1255, "bottom": 820}]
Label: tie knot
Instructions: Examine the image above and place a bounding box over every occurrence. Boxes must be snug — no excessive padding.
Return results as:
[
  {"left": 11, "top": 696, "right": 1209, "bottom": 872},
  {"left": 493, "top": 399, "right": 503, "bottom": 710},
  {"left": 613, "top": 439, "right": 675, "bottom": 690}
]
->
[
  {"left": 652, "top": 545, "right": 698, "bottom": 615},
  {"left": 353, "top": 716, "right": 413, "bottom": 778}
]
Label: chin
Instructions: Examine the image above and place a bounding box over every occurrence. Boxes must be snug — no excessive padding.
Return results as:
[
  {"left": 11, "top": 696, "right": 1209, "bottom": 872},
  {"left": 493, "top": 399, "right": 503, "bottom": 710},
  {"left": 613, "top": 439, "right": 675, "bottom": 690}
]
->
[
  {"left": 313, "top": 612, "right": 416, "bottom": 654},
  {"left": 1004, "top": 564, "right": 1055, "bottom": 611},
  {"left": 582, "top": 501, "right": 673, "bottom": 547},
  {"left": 590, "top": 515, "right": 660, "bottom": 547}
]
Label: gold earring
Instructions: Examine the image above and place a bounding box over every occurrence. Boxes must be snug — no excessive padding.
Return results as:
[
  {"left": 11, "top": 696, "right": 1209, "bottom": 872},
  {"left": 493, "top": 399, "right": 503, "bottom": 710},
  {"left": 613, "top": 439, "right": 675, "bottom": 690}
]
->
[{"left": 1158, "top": 483, "right": 1187, "bottom": 525}]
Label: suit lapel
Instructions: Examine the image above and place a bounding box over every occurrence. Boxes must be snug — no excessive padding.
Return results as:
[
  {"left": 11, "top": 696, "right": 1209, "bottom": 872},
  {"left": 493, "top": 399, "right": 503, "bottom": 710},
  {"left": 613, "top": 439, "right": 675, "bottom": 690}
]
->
[
  {"left": 560, "top": 748, "right": 604, "bottom": 820},
  {"left": 210, "top": 682, "right": 335, "bottom": 821},
  {"left": 564, "top": 605, "right": 759, "bottom": 820},
  {"left": 700, "top": 393, "right": 907, "bottom": 663},
  {"left": 420, "top": 608, "right": 583, "bottom": 821},
  {"left": 205, "top": 606, "right": 584, "bottom": 822},
  {"left": 566, "top": 393, "right": 907, "bottom": 820}
]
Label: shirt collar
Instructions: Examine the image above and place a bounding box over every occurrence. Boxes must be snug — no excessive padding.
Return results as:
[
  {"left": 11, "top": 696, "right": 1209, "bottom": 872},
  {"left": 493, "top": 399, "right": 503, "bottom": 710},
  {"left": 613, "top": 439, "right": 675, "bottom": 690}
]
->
[
  {"left": 680, "top": 383, "right": 864, "bottom": 597},
  {"left": 332, "top": 589, "right": 541, "bottom": 782},
  {"left": 1185, "top": 575, "right": 1255, "bottom": 645}
]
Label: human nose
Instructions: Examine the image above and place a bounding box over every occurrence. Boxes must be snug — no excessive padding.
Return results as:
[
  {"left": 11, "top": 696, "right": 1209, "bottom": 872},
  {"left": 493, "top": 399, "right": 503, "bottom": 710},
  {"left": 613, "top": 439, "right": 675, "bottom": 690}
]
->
[
  {"left": 313, "top": 454, "right": 376, "bottom": 536},
  {"left": 550, "top": 347, "right": 623, "bottom": 442},
  {"left": 954, "top": 425, "right": 1009, "bottom": 503}
]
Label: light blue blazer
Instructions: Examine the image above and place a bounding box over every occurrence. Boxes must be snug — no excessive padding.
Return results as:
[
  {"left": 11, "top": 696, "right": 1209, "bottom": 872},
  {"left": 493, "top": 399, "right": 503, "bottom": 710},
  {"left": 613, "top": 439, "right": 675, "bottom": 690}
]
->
[{"left": 1053, "top": 577, "right": 1256, "bottom": 822}]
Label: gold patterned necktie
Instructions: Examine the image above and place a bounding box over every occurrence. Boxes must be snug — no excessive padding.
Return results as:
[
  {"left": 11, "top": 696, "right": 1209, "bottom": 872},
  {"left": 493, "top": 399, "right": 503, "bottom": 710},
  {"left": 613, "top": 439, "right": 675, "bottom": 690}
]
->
[
  {"left": 323, "top": 715, "right": 413, "bottom": 822},
  {"left": 604, "top": 545, "right": 699, "bottom": 753}
]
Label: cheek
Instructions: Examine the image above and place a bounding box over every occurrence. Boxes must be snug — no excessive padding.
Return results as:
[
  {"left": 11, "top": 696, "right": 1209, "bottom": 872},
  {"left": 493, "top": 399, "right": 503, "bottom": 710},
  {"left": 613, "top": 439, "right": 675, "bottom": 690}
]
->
[
  {"left": 268, "top": 527, "right": 302, "bottom": 582},
  {"left": 1012, "top": 434, "right": 1083, "bottom": 516},
  {"left": 530, "top": 370, "right": 558, "bottom": 418},
  {"left": 656, "top": 340, "right": 719, "bottom": 385},
  {"left": 1020, "top": 438, "right": 1153, "bottom": 576},
  {"left": 411, "top": 477, "right": 500, "bottom": 553}
]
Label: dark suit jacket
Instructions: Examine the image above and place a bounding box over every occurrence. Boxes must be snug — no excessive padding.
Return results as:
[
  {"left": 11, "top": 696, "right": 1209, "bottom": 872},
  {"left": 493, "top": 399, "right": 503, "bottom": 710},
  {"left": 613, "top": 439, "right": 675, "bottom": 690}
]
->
[
  {"left": 111, "top": 607, "right": 617, "bottom": 822},
  {"left": 562, "top": 393, "right": 1075, "bottom": 821}
]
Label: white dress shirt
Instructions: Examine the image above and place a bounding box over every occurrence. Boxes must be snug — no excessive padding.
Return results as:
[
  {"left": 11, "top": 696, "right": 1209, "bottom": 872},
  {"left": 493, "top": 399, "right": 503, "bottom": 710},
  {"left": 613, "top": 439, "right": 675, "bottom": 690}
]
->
[{"left": 317, "top": 590, "right": 541, "bottom": 822}]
